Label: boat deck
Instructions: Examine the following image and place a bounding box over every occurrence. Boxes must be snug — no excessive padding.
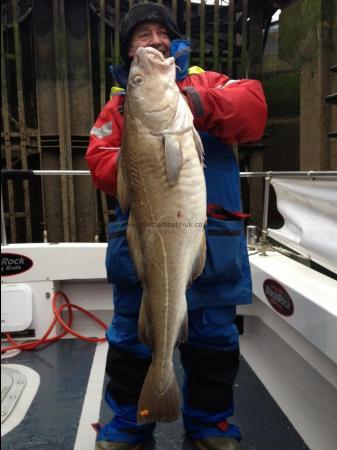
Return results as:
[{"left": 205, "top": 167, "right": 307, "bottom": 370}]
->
[{"left": 1, "top": 339, "right": 309, "bottom": 450}]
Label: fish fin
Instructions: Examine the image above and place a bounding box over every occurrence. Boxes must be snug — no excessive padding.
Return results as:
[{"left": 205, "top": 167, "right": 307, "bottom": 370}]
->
[
  {"left": 137, "top": 366, "right": 180, "bottom": 424},
  {"left": 192, "top": 127, "right": 205, "bottom": 166},
  {"left": 164, "top": 135, "right": 183, "bottom": 186},
  {"left": 127, "top": 212, "right": 144, "bottom": 280},
  {"left": 138, "top": 296, "right": 153, "bottom": 349},
  {"left": 117, "top": 163, "right": 131, "bottom": 212},
  {"left": 177, "top": 310, "right": 188, "bottom": 345},
  {"left": 190, "top": 231, "right": 207, "bottom": 284}
]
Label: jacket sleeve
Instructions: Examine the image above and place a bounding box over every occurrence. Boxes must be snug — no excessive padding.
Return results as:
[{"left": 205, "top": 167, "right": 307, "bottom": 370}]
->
[
  {"left": 182, "top": 71, "right": 267, "bottom": 144},
  {"left": 85, "top": 100, "right": 123, "bottom": 196}
]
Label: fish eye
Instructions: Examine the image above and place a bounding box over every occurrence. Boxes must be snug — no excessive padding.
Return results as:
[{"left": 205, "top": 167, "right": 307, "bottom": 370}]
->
[{"left": 132, "top": 75, "right": 144, "bottom": 86}]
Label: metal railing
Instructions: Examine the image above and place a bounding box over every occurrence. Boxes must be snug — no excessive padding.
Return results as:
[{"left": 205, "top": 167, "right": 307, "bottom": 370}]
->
[
  {"left": 241, "top": 171, "right": 337, "bottom": 255},
  {"left": 1, "top": 170, "right": 337, "bottom": 247}
]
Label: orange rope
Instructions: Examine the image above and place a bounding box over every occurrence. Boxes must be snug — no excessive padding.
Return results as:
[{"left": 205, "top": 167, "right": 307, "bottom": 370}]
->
[{"left": 1, "top": 291, "right": 107, "bottom": 353}]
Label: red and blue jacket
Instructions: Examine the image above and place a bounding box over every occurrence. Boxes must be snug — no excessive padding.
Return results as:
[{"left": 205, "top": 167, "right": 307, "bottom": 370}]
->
[{"left": 86, "top": 50, "right": 267, "bottom": 313}]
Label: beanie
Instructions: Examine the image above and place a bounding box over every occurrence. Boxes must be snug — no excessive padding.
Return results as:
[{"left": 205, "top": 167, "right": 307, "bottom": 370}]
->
[{"left": 120, "top": 2, "right": 182, "bottom": 65}]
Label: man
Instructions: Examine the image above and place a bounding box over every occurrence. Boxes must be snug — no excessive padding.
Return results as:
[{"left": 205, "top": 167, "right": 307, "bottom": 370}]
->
[{"left": 86, "top": 3, "right": 267, "bottom": 450}]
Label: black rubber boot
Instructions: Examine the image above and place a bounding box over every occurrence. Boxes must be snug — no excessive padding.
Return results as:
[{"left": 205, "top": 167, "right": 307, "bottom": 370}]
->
[
  {"left": 193, "top": 437, "right": 242, "bottom": 450},
  {"left": 95, "top": 441, "right": 143, "bottom": 450}
]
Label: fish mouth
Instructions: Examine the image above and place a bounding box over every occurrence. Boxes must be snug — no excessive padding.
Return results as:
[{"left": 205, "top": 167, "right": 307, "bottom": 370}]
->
[
  {"left": 137, "top": 46, "right": 166, "bottom": 61},
  {"left": 134, "top": 47, "right": 174, "bottom": 69}
]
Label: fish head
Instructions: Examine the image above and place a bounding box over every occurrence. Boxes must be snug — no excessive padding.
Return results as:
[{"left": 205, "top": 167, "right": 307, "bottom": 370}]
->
[{"left": 126, "top": 47, "right": 179, "bottom": 131}]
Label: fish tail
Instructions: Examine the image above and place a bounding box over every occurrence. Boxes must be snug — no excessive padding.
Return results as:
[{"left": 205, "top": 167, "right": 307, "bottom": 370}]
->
[{"left": 137, "top": 365, "right": 180, "bottom": 424}]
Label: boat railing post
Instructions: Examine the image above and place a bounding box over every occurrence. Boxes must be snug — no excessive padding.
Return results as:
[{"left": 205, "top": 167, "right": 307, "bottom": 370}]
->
[
  {"left": 260, "top": 175, "right": 271, "bottom": 256},
  {"left": 1, "top": 187, "right": 8, "bottom": 246}
]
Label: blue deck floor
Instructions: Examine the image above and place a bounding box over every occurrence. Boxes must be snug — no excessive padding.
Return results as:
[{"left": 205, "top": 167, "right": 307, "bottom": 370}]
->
[{"left": 1, "top": 339, "right": 309, "bottom": 450}]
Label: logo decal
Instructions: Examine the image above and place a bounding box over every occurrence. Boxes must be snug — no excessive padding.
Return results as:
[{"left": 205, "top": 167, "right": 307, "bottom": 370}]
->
[
  {"left": 90, "top": 121, "right": 113, "bottom": 139},
  {"left": 263, "top": 279, "right": 294, "bottom": 316},
  {"left": 1, "top": 253, "right": 33, "bottom": 277}
]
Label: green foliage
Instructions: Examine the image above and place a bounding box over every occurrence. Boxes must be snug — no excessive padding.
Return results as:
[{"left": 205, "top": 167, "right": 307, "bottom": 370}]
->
[
  {"left": 263, "top": 72, "right": 300, "bottom": 118},
  {"left": 279, "top": 0, "right": 321, "bottom": 68}
]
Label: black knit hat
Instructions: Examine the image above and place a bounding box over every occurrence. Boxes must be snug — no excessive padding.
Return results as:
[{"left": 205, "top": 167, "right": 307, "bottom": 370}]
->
[{"left": 120, "top": 2, "right": 182, "bottom": 65}]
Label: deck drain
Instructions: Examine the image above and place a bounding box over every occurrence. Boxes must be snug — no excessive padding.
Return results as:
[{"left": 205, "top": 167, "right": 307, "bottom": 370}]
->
[
  {"left": 1, "top": 367, "right": 27, "bottom": 424},
  {"left": 1, "top": 364, "right": 40, "bottom": 437}
]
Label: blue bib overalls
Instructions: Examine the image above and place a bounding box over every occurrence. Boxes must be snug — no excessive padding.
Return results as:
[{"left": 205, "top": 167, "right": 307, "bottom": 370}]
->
[{"left": 98, "top": 133, "right": 252, "bottom": 444}]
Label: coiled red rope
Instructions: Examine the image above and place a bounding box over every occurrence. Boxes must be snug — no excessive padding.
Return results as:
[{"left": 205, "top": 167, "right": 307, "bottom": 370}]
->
[{"left": 1, "top": 291, "right": 107, "bottom": 353}]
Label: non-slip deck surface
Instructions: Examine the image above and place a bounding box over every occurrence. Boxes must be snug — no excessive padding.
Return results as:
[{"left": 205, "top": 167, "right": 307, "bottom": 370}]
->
[{"left": 1, "top": 339, "right": 309, "bottom": 450}]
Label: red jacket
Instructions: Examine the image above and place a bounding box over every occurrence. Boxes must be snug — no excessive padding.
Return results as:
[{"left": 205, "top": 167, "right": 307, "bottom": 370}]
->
[{"left": 86, "top": 70, "right": 267, "bottom": 196}]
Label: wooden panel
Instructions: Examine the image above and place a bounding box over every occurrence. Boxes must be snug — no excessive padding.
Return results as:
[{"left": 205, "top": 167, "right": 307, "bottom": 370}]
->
[
  {"left": 185, "top": 0, "right": 191, "bottom": 39},
  {"left": 227, "top": 0, "right": 234, "bottom": 76},
  {"left": 199, "top": 0, "right": 205, "bottom": 68},
  {"left": 12, "top": 0, "right": 32, "bottom": 241},
  {"left": 1, "top": 11, "right": 16, "bottom": 242},
  {"left": 213, "top": 0, "right": 220, "bottom": 71},
  {"left": 53, "top": 0, "right": 75, "bottom": 241}
]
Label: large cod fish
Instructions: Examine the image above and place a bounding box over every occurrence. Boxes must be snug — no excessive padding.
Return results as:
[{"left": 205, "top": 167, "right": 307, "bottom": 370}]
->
[{"left": 117, "top": 47, "right": 207, "bottom": 424}]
